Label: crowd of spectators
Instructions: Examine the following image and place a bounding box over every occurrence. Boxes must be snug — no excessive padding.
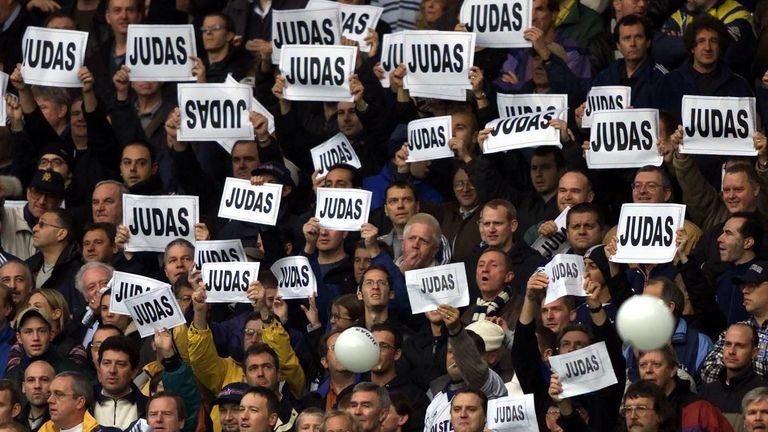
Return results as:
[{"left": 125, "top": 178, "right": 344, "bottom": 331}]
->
[{"left": 1, "top": 0, "right": 768, "bottom": 431}]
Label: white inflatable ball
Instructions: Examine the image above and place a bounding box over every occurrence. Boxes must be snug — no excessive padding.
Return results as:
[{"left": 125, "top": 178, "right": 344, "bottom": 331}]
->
[
  {"left": 616, "top": 295, "right": 675, "bottom": 351},
  {"left": 334, "top": 327, "right": 380, "bottom": 373}
]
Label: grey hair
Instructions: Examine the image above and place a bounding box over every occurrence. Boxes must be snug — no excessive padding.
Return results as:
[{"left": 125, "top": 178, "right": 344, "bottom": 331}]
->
[
  {"left": 352, "top": 382, "right": 391, "bottom": 413},
  {"left": 403, "top": 213, "right": 441, "bottom": 246},
  {"left": 75, "top": 262, "right": 114, "bottom": 297},
  {"left": 742, "top": 387, "right": 768, "bottom": 414},
  {"left": 94, "top": 179, "right": 129, "bottom": 195},
  {"left": 55, "top": 371, "right": 94, "bottom": 407}
]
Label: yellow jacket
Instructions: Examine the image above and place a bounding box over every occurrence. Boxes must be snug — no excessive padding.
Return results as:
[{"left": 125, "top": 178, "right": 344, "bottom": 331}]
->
[
  {"left": 187, "top": 318, "right": 305, "bottom": 432},
  {"left": 39, "top": 411, "right": 106, "bottom": 432}
]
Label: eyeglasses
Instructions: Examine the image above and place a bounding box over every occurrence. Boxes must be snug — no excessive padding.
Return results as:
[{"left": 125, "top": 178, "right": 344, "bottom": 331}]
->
[
  {"left": 330, "top": 313, "right": 353, "bottom": 322},
  {"left": 453, "top": 180, "right": 475, "bottom": 190},
  {"left": 362, "top": 279, "right": 389, "bottom": 289},
  {"left": 38, "top": 158, "right": 65, "bottom": 168},
  {"left": 244, "top": 328, "right": 263, "bottom": 337},
  {"left": 619, "top": 405, "right": 652, "bottom": 416},
  {"left": 36, "top": 220, "right": 63, "bottom": 229},
  {"left": 199, "top": 24, "right": 225, "bottom": 32},
  {"left": 631, "top": 182, "right": 663, "bottom": 191},
  {"left": 50, "top": 390, "right": 77, "bottom": 400},
  {"left": 378, "top": 342, "right": 396, "bottom": 351}
]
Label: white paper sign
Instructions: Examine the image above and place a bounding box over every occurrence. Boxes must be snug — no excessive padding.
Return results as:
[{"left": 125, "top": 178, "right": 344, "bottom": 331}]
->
[
  {"left": 315, "top": 187, "right": 372, "bottom": 231},
  {"left": 271, "top": 8, "right": 341, "bottom": 64},
  {"left": 124, "top": 285, "right": 186, "bottom": 338},
  {"left": 201, "top": 262, "right": 260, "bottom": 303},
  {"left": 486, "top": 394, "right": 539, "bottom": 432},
  {"left": 549, "top": 341, "right": 618, "bottom": 398},
  {"left": 582, "top": 86, "right": 631, "bottom": 128},
  {"left": 405, "top": 263, "right": 469, "bottom": 314},
  {"left": 177, "top": 83, "right": 253, "bottom": 141},
  {"left": 406, "top": 116, "right": 453, "bottom": 162},
  {"left": 543, "top": 254, "right": 586, "bottom": 305},
  {"left": 0, "top": 72, "right": 7, "bottom": 126},
  {"left": 123, "top": 194, "right": 198, "bottom": 252},
  {"left": 217, "top": 75, "right": 275, "bottom": 152},
  {"left": 307, "top": 0, "right": 383, "bottom": 52},
  {"left": 403, "top": 30, "right": 475, "bottom": 90},
  {"left": 497, "top": 94, "right": 567, "bottom": 120},
  {"left": 21, "top": 27, "right": 88, "bottom": 87},
  {"left": 195, "top": 239, "right": 247, "bottom": 269},
  {"left": 483, "top": 110, "right": 562, "bottom": 153},
  {"left": 460, "top": 0, "right": 531, "bottom": 48},
  {"left": 680, "top": 95, "right": 757, "bottom": 156},
  {"left": 587, "top": 109, "right": 662, "bottom": 169},
  {"left": 218, "top": 178, "right": 282, "bottom": 226},
  {"left": 380, "top": 32, "right": 404, "bottom": 88},
  {"left": 226, "top": 74, "right": 275, "bottom": 134},
  {"left": 280, "top": 45, "right": 356, "bottom": 102},
  {"left": 409, "top": 86, "right": 468, "bottom": 101},
  {"left": 310, "top": 133, "right": 362, "bottom": 175},
  {"left": 126, "top": 24, "right": 196, "bottom": 81},
  {"left": 270, "top": 256, "right": 317, "bottom": 299},
  {"left": 109, "top": 271, "right": 172, "bottom": 315},
  {"left": 611, "top": 203, "right": 686, "bottom": 264},
  {"left": 531, "top": 207, "right": 570, "bottom": 260}
]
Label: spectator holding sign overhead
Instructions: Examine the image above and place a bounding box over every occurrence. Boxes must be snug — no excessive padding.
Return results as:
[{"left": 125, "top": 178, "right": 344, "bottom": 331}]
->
[
  {"left": 423, "top": 304, "right": 507, "bottom": 432},
  {"left": 111, "top": 65, "right": 178, "bottom": 193}
]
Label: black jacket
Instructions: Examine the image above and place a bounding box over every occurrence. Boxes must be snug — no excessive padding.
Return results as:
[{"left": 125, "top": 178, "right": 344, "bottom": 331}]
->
[{"left": 26, "top": 244, "right": 85, "bottom": 318}]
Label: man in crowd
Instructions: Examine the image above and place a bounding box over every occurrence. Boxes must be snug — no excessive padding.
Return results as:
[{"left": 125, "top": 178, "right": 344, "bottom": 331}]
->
[
  {"left": 701, "top": 323, "right": 766, "bottom": 430},
  {"left": 21, "top": 360, "right": 55, "bottom": 432},
  {"left": 347, "top": 383, "right": 390, "bottom": 432},
  {"left": 0, "top": 260, "right": 33, "bottom": 315},
  {"left": 42, "top": 371, "right": 121, "bottom": 432},
  {"left": 93, "top": 335, "right": 145, "bottom": 429}
]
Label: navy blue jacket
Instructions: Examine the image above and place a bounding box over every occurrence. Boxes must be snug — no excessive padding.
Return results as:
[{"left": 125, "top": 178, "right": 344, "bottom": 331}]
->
[
  {"left": 656, "top": 61, "right": 753, "bottom": 122},
  {"left": 592, "top": 58, "right": 668, "bottom": 109}
]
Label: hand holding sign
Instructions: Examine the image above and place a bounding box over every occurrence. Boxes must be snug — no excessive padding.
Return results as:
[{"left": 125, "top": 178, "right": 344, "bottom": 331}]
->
[
  {"left": 437, "top": 304, "right": 461, "bottom": 333},
  {"left": 549, "top": 372, "right": 565, "bottom": 403},
  {"left": 548, "top": 341, "right": 618, "bottom": 398}
]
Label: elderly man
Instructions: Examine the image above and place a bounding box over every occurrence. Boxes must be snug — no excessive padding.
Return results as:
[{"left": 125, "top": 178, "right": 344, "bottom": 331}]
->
[
  {"left": 743, "top": 387, "right": 768, "bottom": 432},
  {"left": 362, "top": 213, "right": 443, "bottom": 314},
  {"left": 40, "top": 372, "right": 120, "bottom": 432}
]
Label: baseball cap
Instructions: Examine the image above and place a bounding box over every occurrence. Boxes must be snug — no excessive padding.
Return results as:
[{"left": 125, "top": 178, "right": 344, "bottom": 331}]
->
[
  {"left": 213, "top": 382, "right": 250, "bottom": 406},
  {"left": 733, "top": 261, "right": 768, "bottom": 285},
  {"left": 15, "top": 307, "right": 54, "bottom": 329},
  {"left": 38, "top": 144, "right": 74, "bottom": 169},
  {"left": 29, "top": 170, "right": 65, "bottom": 196},
  {"left": 251, "top": 161, "right": 295, "bottom": 187},
  {"left": 466, "top": 320, "right": 505, "bottom": 352}
]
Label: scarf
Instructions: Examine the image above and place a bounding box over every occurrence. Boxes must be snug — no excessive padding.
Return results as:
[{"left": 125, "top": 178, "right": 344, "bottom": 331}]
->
[{"left": 472, "top": 289, "right": 511, "bottom": 322}]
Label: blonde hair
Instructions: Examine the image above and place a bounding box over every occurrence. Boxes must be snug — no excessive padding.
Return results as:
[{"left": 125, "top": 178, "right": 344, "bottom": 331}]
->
[{"left": 30, "top": 288, "right": 70, "bottom": 331}]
